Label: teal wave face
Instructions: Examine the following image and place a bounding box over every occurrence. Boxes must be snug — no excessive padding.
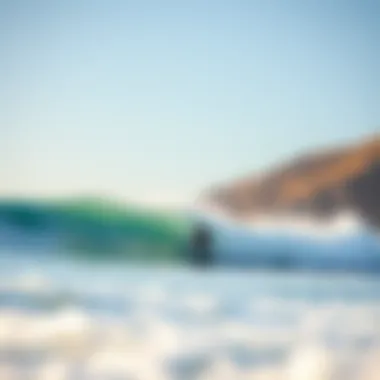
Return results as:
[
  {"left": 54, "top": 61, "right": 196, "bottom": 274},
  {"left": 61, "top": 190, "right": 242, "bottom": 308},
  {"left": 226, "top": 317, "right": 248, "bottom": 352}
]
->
[{"left": 0, "top": 197, "right": 192, "bottom": 262}]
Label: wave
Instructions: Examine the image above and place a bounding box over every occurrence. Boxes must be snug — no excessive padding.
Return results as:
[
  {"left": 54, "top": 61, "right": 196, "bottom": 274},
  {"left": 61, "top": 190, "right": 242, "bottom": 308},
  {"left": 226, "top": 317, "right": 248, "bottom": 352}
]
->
[
  {"left": 1, "top": 198, "right": 380, "bottom": 272},
  {"left": 189, "top": 208, "right": 380, "bottom": 272},
  {"left": 0, "top": 198, "right": 191, "bottom": 262}
]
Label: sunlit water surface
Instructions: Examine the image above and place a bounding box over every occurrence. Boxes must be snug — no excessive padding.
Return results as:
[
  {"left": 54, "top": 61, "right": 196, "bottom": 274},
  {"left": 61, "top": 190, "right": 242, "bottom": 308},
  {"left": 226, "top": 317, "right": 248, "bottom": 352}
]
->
[{"left": 0, "top": 251, "right": 379, "bottom": 380}]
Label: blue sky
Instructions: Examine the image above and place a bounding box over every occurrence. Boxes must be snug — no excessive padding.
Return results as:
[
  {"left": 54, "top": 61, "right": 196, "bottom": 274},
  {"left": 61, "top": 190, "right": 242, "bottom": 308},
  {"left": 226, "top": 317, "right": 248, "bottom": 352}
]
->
[{"left": 1, "top": 0, "right": 379, "bottom": 205}]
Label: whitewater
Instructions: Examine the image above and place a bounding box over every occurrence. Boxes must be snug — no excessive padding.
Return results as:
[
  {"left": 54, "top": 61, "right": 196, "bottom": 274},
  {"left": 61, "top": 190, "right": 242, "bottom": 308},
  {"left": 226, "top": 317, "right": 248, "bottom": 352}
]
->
[
  {"left": 0, "top": 209, "right": 379, "bottom": 380},
  {"left": 0, "top": 258, "right": 379, "bottom": 380},
  {"left": 190, "top": 207, "right": 380, "bottom": 271}
]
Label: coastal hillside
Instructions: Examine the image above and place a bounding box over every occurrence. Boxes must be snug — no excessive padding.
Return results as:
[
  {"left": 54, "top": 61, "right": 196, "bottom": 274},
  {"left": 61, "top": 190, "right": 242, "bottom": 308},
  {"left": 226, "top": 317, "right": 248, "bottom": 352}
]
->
[{"left": 204, "top": 136, "right": 380, "bottom": 228}]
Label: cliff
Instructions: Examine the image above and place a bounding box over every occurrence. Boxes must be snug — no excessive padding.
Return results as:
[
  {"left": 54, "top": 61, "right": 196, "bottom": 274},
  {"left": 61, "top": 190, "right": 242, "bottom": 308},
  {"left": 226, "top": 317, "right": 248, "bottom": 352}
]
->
[{"left": 204, "top": 135, "right": 380, "bottom": 228}]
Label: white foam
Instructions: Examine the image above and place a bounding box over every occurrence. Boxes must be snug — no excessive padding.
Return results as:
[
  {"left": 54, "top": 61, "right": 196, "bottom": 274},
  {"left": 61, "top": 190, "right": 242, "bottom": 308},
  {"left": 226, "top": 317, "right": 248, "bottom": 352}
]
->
[
  {"left": 285, "top": 345, "right": 338, "bottom": 380},
  {"left": 181, "top": 294, "right": 219, "bottom": 316},
  {"left": 0, "top": 301, "right": 379, "bottom": 380},
  {"left": 0, "top": 364, "right": 17, "bottom": 380},
  {"left": 193, "top": 208, "right": 380, "bottom": 269},
  {"left": 195, "top": 207, "right": 369, "bottom": 237},
  {"left": 37, "top": 359, "right": 68, "bottom": 380},
  {"left": 246, "top": 211, "right": 366, "bottom": 237},
  {"left": 0, "top": 259, "right": 379, "bottom": 380},
  {"left": 0, "top": 271, "right": 51, "bottom": 294}
]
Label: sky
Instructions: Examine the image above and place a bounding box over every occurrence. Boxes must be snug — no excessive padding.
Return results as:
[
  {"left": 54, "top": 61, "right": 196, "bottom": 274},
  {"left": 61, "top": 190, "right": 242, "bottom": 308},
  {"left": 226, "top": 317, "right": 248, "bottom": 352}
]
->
[{"left": 0, "top": 0, "right": 379, "bottom": 206}]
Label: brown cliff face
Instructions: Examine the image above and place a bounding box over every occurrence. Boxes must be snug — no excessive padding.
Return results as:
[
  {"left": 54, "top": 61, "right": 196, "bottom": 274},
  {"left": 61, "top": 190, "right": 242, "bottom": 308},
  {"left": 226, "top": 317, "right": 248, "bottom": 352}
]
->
[{"left": 205, "top": 136, "right": 380, "bottom": 227}]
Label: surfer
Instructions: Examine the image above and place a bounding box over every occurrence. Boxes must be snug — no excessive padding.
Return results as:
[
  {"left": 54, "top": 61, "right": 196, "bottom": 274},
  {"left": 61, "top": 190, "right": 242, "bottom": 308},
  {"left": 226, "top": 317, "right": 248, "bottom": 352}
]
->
[{"left": 190, "top": 222, "right": 213, "bottom": 266}]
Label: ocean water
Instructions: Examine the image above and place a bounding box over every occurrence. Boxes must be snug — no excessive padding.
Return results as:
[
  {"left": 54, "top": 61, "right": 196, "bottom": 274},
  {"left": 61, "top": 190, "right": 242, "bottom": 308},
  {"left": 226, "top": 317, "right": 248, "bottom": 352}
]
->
[
  {"left": 0, "top": 210, "right": 380, "bottom": 380},
  {"left": 195, "top": 210, "right": 380, "bottom": 271},
  {"left": 0, "top": 251, "right": 380, "bottom": 380}
]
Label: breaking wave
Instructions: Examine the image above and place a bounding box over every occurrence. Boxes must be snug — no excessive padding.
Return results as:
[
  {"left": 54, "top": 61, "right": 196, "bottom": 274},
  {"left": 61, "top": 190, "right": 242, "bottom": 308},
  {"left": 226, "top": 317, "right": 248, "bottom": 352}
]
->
[{"left": 190, "top": 209, "right": 380, "bottom": 272}]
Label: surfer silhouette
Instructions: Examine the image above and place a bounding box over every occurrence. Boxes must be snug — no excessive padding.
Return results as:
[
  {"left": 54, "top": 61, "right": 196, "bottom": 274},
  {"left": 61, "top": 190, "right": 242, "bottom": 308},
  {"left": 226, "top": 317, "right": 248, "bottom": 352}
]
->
[{"left": 190, "top": 222, "right": 213, "bottom": 266}]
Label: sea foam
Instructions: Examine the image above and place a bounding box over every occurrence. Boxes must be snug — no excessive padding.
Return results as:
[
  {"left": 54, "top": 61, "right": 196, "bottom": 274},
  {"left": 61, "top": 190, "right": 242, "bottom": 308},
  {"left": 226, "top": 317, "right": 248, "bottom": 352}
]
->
[{"left": 190, "top": 207, "right": 380, "bottom": 271}]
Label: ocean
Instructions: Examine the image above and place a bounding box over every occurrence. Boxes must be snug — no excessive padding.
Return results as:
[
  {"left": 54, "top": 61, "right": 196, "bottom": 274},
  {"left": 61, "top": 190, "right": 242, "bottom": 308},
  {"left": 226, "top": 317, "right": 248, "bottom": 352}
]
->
[
  {"left": 0, "top": 252, "right": 380, "bottom": 380},
  {"left": 0, "top": 211, "right": 380, "bottom": 380}
]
